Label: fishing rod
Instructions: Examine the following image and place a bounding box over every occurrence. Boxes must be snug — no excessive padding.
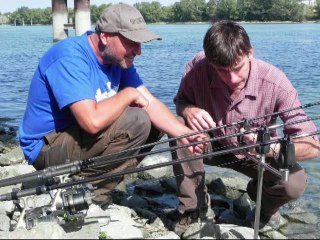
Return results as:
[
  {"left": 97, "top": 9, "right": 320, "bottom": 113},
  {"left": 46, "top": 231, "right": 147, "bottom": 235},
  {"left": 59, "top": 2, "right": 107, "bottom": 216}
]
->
[
  {"left": 1, "top": 130, "right": 318, "bottom": 201},
  {"left": 90, "top": 100, "right": 320, "bottom": 161},
  {"left": 58, "top": 115, "right": 320, "bottom": 169},
  {"left": 0, "top": 115, "right": 318, "bottom": 189},
  {"left": 1, "top": 104, "right": 318, "bottom": 231},
  {"left": 53, "top": 115, "right": 320, "bottom": 172}
]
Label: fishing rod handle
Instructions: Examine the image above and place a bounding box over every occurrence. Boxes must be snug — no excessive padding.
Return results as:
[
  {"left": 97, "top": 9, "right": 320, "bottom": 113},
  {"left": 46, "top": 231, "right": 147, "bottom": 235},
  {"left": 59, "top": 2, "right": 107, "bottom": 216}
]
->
[
  {"left": 0, "top": 186, "right": 48, "bottom": 201},
  {"left": 0, "top": 163, "right": 82, "bottom": 188}
]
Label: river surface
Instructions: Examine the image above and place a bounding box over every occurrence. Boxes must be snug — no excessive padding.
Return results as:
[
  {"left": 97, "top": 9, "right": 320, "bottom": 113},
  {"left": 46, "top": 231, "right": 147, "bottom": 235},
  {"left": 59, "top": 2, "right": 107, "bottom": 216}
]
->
[{"left": 0, "top": 23, "right": 319, "bottom": 238}]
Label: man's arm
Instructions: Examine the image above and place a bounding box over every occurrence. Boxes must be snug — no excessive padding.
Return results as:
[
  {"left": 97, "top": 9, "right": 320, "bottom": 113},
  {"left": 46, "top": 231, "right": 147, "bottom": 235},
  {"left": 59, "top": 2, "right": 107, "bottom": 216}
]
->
[
  {"left": 291, "top": 136, "right": 319, "bottom": 161},
  {"left": 69, "top": 87, "right": 148, "bottom": 134},
  {"left": 176, "top": 102, "right": 216, "bottom": 131},
  {"left": 276, "top": 86, "right": 320, "bottom": 161},
  {"left": 242, "top": 131, "right": 320, "bottom": 162},
  {"left": 137, "top": 86, "right": 207, "bottom": 154}
]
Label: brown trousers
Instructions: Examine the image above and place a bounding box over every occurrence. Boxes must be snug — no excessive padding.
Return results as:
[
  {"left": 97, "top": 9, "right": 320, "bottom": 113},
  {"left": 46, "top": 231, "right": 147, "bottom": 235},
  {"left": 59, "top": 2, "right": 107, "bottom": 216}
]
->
[
  {"left": 171, "top": 128, "right": 308, "bottom": 216},
  {"left": 34, "top": 107, "right": 161, "bottom": 201}
]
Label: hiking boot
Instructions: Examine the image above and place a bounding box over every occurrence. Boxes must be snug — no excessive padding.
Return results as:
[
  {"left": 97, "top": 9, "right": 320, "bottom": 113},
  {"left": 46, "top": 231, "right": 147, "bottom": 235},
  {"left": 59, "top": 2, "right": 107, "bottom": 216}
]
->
[
  {"left": 174, "top": 193, "right": 215, "bottom": 237},
  {"left": 244, "top": 208, "right": 288, "bottom": 232},
  {"left": 202, "top": 192, "right": 215, "bottom": 220},
  {"left": 92, "top": 193, "right": 113, "bottom": 210}
]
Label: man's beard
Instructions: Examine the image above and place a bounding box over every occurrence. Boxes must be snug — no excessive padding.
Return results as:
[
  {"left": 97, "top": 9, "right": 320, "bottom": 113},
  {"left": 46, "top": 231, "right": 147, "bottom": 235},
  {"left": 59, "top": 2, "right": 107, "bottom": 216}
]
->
[{"left": 101, "top": 47, "right": 129, "bottom": 69}]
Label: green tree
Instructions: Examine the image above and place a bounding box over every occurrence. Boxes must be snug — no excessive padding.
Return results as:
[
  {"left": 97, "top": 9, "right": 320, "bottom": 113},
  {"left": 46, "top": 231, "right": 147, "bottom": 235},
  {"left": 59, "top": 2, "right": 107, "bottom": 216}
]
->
[
  {"left": 9, "top": 7, "right": 30, "bottom": 25},
  {"left": 8, "top": 7, "right": 52, "bottom": 25},
  {"left": 90, "top": 4, "right": 110, "bottom": 24},
  {"left": 216, "top": 0, "right": 239, "bottom": 20},
  {"left": 161, "top": 5, "right": 175, "bottom": 22},
  {"left": 134, "top": 1, "right": 163, "bottom": 23},
  {"left": 237, "top": 0, "right": 252, "bottom": 21},
  {"left": 68, "top": 7, "right": 74, "bottom": 24},
  {"left": 29, "top": 9, "right": 41, "bottom": 25},
  {"left": 3, "top": 0, "right": 319, "bottom": 25},
  {"left": 248, "top": 0, "right": 274, "bottom": 21},
  {"left": 172, "top": 0, "right": 207, "bottom": 22},
  {"left": 41, "top": 7, "right": 52, "bottom": 25},
  {"left": 270, "top": 0, "right": 304, "bottom": 22},
  {"left": 315, "top": 0, "right": 320, "bottom": 18},
  {"left": 205, "top": 0, "right": 218, "bottom": 21}
]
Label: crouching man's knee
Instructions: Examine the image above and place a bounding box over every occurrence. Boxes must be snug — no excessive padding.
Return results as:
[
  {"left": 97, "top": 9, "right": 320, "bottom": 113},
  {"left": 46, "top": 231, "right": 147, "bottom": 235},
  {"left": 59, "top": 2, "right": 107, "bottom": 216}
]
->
[
  {"left": 121, "top": 107, "right": 152, "bottom": 141},
  {"left": 284, "top": 168, "right": 308, "bottom": 200}
]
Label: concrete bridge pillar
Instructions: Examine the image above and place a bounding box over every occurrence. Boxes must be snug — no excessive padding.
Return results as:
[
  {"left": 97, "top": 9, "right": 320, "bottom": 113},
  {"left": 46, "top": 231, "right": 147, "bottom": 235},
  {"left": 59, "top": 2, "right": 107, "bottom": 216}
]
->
[
  {"left": 52, "top": 0, "right": 68, "bottom": 42},
  {"left": 52, "top": 0, "right": 91, "bottom": 42},
  {"left": 74, "top": 0, "right": 91, "bottom": 36}
]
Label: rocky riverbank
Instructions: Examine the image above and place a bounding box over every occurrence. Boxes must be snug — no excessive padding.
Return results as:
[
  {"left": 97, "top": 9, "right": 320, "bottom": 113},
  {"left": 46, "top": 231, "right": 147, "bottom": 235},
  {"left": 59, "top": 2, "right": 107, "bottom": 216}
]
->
[{"left": 0, "top": 127, "right": 318, "bottom": 239}]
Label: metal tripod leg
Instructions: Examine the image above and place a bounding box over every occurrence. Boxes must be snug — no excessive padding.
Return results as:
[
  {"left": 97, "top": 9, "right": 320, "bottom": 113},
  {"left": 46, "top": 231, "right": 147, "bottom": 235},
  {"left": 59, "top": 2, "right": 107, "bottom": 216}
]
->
[{"left": 254, "top": 154, "right": 265, "bottom": 239}]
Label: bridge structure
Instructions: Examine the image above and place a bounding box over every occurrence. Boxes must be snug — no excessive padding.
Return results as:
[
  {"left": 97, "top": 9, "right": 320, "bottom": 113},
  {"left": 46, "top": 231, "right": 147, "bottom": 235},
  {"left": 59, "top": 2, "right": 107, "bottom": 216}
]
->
[{"left": 52, "top": 0, "right": 91, "bottom": 42}]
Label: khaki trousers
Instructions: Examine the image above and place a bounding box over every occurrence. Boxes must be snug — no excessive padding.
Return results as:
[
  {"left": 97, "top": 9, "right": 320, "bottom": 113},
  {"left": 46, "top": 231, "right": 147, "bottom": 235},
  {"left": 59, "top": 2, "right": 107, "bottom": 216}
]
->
[
  {"left": 171, "top": 124, "right": 308, "bottom": 216},
  {"left": 34, "top": 107, "right": 161, "bottom": 201}
]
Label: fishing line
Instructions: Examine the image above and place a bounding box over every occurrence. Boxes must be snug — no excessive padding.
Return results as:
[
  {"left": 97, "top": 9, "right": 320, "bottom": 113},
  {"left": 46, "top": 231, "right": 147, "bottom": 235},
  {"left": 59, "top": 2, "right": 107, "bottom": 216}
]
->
[
  {"left": 1, "top": 130, "right": 319, "bottom": 200},
  {"left": 39, "top": 130, "right": 320, "bottom": 191},
  {"left": 0, "top": 115, "right": 318, "bottom": 189},
  {"left": 79, "top": 115, "right": 320, "bottom": 170},
  {"left": 88, "top": 100, "right": 320, "bottom": 161}
]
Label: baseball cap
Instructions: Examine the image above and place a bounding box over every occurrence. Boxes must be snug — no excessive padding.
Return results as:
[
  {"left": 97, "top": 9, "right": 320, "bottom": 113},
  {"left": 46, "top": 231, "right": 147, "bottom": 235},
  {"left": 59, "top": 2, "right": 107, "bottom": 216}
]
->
[{"left": 95, "top": 3, "right": 161, "bottom": 43}]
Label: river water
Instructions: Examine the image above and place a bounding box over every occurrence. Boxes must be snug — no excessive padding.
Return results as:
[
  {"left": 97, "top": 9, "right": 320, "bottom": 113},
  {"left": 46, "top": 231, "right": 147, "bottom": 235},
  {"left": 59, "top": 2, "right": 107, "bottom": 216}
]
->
[{"left": 0, "top": 23, "right": 319, "bottom": 237}]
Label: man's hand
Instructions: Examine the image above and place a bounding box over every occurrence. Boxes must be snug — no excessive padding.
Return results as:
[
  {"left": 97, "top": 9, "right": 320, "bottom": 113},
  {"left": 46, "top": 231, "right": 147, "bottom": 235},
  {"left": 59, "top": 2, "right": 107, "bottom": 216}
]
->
[
  {"left": 240, "top": 128, "right": 281, "bottom": 159},
  {"left": 240, "top": 127, "right": 258, "bottom": 155},
  {"left": 179, "top": 131, "right": 209, "bottom": 155},
  {"left": 182, "top": 106, "right": 216, "bottom": 131},
  {"left": 129, "top": 90, "right": 149, "bottom": 110}
]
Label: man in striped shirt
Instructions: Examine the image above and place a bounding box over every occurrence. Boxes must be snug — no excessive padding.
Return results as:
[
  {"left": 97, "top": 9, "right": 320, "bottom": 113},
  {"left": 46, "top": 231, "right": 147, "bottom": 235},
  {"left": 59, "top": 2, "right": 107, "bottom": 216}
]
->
[{"left": 172, "top": 20, "right": 320, "bottom": 236}]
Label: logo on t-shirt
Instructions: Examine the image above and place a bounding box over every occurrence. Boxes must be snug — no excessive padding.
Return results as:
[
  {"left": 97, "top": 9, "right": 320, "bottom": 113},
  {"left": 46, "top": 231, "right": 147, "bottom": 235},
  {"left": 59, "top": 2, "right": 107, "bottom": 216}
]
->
[{"left": 95, "top": 82, "right": 118, "bottom": 102}]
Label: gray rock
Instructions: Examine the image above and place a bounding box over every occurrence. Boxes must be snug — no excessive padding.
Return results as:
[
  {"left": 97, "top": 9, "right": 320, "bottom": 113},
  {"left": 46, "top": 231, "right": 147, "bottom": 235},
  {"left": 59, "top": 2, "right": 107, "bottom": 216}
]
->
[
  {"left": 0, "top": 213, "right": 10, "bottom": 231},
  {"left": 86, "top": 204, "right": 110, "bottom": 226},
  {"left": 0, "top": 195, "right": 15, "bottom": 215},
  {"left": 138, "top": 152, "right": 173, "bottom": 180},
  {"left": 0, "top": 164, "right": 35, "bottom": 181},
  {"left": 8, "top": 222, "right": 66, "bottom": 239},
  {"left": 285, "top": 211, "right": 318, "bottom": 224},
  {"left": 218, "top": 224, "right": 256, "bottom": 239},
  {"left": 233, "top": 193, "right": 254, "bottom": 218},
  {"left": 64, "top": 219, "right": 101, "bottom": 239},
  {"left": 155, "top": 231, "right": 180, "bottom": 239},
  {"left": 0, "top": 147, "right": 25, "bottom": 166},
  {"left": 208, "top": 176, "right": 248, "bottom": 200},
  {"left": 183, "top": 221, "right": 218, "bottom": 239}
]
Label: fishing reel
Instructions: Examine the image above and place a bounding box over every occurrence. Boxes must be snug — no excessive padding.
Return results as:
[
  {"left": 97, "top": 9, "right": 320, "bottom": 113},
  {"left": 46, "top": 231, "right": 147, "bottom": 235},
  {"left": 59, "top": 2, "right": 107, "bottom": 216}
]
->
[
  {"left": 60, "top": 183, "right": 95, "bottom": 215},
  {"left": 14, "top": 176, "right": 95, "bottom": 230},
  {"left": 278, "top": 135, "right": 296, "bottom": 182},
  {"left": 237, "top": 121, "right": 296, "bottom": 182},
  {"left": 254, "top": 128, "right": 296, "bottom": 182},
  {"left": 24, "top": 182, "right": 95, "bottom": 229}
]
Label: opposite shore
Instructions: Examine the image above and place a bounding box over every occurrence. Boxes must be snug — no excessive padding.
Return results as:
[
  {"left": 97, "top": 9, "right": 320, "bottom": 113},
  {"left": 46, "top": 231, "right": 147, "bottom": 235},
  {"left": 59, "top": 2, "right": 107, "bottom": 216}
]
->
[{"left": 1, "top": 20, "right": 320, "bottom": 27}]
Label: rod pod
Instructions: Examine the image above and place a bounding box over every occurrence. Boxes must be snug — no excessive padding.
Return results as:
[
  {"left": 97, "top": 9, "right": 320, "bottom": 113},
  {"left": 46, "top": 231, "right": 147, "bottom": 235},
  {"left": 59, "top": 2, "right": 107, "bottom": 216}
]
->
[{"left": 254, "top": 126, "right": 270, "bottom": 238}]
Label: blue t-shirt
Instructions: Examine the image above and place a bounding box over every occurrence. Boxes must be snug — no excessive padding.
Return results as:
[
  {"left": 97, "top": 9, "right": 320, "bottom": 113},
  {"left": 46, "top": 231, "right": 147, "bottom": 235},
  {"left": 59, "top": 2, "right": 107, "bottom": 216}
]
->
[{"left": 19, "top": 31, "right": 143, "bottom": 164}]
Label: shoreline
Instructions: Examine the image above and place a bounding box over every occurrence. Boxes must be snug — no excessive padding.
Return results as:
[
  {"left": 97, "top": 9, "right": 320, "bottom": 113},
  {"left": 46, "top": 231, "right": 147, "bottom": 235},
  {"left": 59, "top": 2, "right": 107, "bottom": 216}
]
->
[{"left": 1, "top": 20, "right": 319, "bottom": 27}]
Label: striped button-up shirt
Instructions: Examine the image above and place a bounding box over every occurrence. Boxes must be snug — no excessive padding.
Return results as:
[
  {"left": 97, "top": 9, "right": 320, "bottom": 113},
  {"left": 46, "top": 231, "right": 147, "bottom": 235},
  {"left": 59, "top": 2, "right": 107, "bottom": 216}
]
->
[{"left": 174, "top": 51, "right": 317, "bottom": 156}]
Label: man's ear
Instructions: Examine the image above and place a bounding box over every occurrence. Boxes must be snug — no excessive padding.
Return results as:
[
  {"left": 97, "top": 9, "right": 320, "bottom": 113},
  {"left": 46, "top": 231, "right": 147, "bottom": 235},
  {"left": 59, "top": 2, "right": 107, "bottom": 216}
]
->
[
  {"left": 99, "top": 32, "right": 109, "bottom": 45},
  {"left": 248, "top": 48, "right": 254, "bottom": 60}
]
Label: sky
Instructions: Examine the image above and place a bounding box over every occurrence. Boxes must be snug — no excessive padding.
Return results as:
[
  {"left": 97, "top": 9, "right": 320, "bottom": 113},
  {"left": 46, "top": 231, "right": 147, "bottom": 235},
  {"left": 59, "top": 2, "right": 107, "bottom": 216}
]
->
[{"left": 0, "top": 0, "right": 176, "bottom": 13}]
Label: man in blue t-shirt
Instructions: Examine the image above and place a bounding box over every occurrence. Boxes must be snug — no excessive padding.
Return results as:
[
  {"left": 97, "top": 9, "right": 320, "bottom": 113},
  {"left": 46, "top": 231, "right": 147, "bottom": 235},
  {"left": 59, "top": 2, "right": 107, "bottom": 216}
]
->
[{"left": 19, "top": 3, "right": 206, "bottom": 204}]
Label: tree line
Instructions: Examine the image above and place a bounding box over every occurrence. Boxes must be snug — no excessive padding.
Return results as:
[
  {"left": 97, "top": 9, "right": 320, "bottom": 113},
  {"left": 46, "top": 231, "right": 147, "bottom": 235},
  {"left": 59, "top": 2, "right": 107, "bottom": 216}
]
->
[{"left": 0, "top": 0, "right": 319, "bottom": 26}]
